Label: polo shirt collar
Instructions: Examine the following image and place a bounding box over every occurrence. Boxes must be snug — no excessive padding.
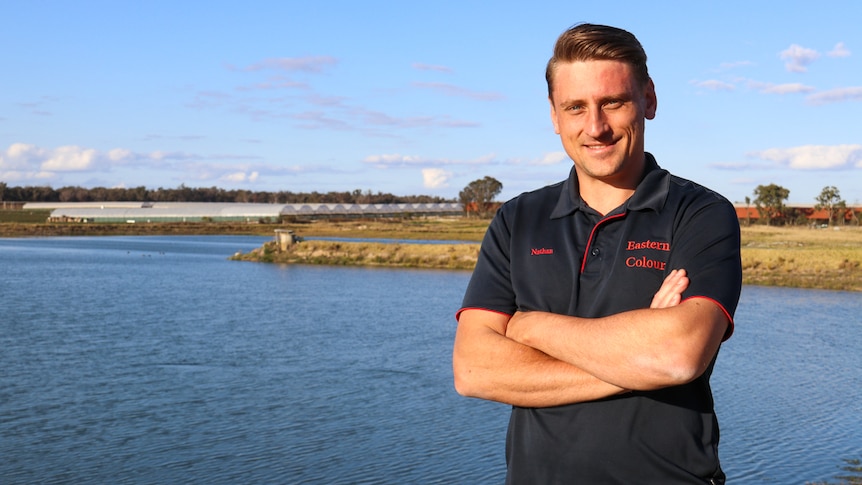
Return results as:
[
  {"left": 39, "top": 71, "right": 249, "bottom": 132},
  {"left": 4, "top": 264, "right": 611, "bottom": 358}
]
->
[{"left": 550, "top": 152, "right": 670, "bottom": 219}]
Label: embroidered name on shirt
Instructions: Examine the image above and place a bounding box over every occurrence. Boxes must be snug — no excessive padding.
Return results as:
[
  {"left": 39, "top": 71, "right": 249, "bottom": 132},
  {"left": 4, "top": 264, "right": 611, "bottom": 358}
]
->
[
  {"left": 531, "top": 248, "right": 554, "bottom": 255},
  {"left": 626, "top": 239, "right": 670, "bottom": 251}
]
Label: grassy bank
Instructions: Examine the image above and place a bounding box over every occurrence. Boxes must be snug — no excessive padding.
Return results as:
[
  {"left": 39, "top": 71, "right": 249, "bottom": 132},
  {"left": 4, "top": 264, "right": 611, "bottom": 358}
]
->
[
  {"left": 232, "top": 223, "right": 862, "bottom": 292},
  {"left": 0, "top": 211, "right": 488, "bottom": 240},
  {"left": 2, "top": 213, "right": 860, "bottom": 291},
  {"left": 230, "top": 239, "right": 480, "bottom": 270},
  {"left": 740, "top": 225, "right": 861, "bottom": 291}
]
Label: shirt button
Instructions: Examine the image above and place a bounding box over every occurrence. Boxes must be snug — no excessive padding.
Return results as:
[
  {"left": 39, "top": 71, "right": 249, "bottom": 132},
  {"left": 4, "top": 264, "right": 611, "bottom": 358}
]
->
[{"left": 591, "top": 248, "right": 600, "bottom": 257}]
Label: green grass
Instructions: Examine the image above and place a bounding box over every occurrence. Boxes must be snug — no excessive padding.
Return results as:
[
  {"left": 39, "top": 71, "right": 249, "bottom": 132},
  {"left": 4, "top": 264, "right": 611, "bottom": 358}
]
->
[{"left": 0, "top": 209, "right": 51, "bottom": 223}]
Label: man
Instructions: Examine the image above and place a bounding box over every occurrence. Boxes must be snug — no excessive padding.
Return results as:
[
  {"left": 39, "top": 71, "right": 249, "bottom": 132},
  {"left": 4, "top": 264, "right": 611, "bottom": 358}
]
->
[{"left": 452, "top": 23, "right": 742, "bottom": 484}]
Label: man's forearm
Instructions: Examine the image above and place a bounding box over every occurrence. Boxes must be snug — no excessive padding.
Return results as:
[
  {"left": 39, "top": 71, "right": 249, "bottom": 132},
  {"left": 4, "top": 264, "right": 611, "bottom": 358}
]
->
[
  {"left": 505, "top": 299, "right": 728, "bottom": 391},
  {"left": 453, "top": 311, "right": 627, "bottom": 407}
]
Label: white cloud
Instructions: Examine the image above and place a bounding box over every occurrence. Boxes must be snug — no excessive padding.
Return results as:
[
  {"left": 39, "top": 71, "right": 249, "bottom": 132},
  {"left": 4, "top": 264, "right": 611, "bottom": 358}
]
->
[
  {"left": 412, "top": 81, "right": 505, "bottom": 101},
  {"left": 470, "top": 153, "right": 498, "bottom": 165},
  {"left": 718, "top": 61, "right": 755, "bottom": 70},
  {"left": 1, "top": 143, "right": 156, "bottom": 175},
  {"left": 692, "top": 80, "right": 736, "bottom": 92},
  {"left": 237, "top": 78, "right": 309, "bottom": 91},
  {"left": 828, "top": 42, "right": 851, "bottom": 58},
  {"left": 7, "top": 143, "right": 40, "bottom": 159},
  {"left": 807, "top": 86, "right": 862, "bottom": 105},
  {"left": 235, "top": 56, "right": 338, "bottom": 73},
  {"left": 709, "top": 161, "right": 755, "bottom": 170},
  {"left": 1, "top": 143, "right": 44, "bottom": 170},
  {"left": 779, "top": 44, "right": 820, "bottom": 72},
  {"left": 0, "top": 143, "right": 313, "bottom": 189},
  {"left": 533, "top": 151, "right": 568, "bottom": 166},
  {"left": 40, "top": 146, "right": 98, "bottom": 171},
  {"left": 0, "top": 170, "right": 54, "bottom": 182},
  {"left": 363, "top": 152, "right": 497, "bottom": 168},
  {"left": 422, "top": 168, "right": 452, "bottom": 189},
  {"left": 412, "top": 63, "right": 453, "bottom": 73},
  {"left": 363, "top": 154, "right": 426, "bottom": 167},
  {"left": 750, "top": 144, "right": 862, "bottom": 170},
  {"left": 756, "top": 82, "right": 816, "bottom": 95},
  {"left": 148, "top": 150, "right": 199, "bottom": 162},
  {"left": 221, "top": 171, "right": 259, "bottom": 183},
  {"left": 108, "top": 148, "right": 134, "bottom": 161}
]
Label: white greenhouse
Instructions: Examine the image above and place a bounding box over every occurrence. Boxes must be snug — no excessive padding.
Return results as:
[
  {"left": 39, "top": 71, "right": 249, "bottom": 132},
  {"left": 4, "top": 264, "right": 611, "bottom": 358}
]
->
[{"left": 30, "top": 202, "right": 464, "bottom": 223}]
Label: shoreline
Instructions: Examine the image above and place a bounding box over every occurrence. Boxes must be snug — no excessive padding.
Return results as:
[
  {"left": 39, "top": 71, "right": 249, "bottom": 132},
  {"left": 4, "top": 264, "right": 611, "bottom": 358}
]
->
[
  {"left": 2, "top": 220, "right": 860, "bottom": 292},
  {"left": 230, "top": 237, "right": 862, "bottom": 292}
]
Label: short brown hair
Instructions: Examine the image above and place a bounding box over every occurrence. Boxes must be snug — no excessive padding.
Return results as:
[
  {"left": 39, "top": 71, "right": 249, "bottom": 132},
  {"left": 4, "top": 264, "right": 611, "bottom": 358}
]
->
[{"left": 545, "top": 23, "right": 650, "bottom": 98}]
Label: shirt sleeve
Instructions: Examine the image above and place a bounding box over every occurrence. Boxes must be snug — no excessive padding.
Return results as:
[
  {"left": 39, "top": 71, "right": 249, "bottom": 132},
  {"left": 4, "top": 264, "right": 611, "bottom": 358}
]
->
[
  {"left": 457, "top": 206, "right": 517, "bottom": 320},
  {"left": 666, "top": 195, "right": 743, "bottom": 339}
]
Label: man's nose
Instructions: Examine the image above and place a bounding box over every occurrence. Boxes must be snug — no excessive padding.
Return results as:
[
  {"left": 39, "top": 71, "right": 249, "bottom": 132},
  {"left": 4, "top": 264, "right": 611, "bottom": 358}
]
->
[{"left": 585, "top": 108, "right": 610, "bottom": 138}]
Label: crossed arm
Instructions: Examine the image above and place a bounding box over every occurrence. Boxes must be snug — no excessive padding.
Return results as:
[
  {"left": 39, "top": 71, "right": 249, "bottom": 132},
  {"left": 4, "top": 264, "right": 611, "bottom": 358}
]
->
[{"left": 452, "top": 269, "right": 729, "bottom": 407}]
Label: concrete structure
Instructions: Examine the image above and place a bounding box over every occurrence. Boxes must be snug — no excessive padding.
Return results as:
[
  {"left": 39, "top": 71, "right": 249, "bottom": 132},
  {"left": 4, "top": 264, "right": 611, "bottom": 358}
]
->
[{"left": 274, "top": 229, "right": 301, "bottom": 250}]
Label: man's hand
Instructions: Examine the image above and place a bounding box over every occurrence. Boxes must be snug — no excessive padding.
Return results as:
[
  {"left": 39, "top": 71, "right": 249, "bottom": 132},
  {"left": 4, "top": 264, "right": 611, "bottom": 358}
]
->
[
  {"left": 650, "top": 269, "right": 689, "bottom": 308},
  {"left": 503, "top": 267, "right": 729, "bottom": 390},
  {"left": 508, "top": 269, "right": 690, "bottom": 339}
]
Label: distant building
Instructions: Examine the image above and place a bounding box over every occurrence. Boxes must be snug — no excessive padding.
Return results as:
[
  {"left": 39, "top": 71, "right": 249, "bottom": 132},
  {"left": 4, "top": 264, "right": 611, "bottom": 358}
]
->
[
  {"left": 28, "top": 201, "right": 464, "bottom": 223},
  {"left": 734, "top": 203, "right": 861, "bottom": 225}
]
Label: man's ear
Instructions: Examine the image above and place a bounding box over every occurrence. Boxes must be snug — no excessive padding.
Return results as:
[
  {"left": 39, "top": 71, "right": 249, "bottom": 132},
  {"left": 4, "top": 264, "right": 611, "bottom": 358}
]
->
[{"left": 644, "top": 79, "right": 657, "bottom": 120}]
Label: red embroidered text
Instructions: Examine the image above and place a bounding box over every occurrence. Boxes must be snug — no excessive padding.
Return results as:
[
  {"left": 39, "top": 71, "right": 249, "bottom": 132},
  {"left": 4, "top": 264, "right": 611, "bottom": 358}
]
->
[
  {"left": 626, "top": 256, "right": 666, "bottom": 270},
  {"left": 626, "top": 239, "right": 670, "bottom": 251}
]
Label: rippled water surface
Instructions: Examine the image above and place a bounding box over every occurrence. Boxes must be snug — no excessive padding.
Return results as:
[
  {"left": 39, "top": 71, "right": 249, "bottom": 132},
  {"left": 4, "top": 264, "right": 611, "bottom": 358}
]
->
[{"left": 1, "top": 236, "right": 859, "bottom": 484}]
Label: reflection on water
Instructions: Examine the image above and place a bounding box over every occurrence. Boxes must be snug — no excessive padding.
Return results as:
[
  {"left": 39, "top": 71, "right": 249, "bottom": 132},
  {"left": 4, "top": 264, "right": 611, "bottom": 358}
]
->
[{"left": 1, "top": 236, "right": 859, "bottom": 484}]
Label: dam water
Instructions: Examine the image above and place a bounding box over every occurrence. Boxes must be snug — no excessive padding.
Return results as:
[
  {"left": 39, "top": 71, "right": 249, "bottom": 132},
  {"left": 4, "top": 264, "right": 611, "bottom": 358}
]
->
[{"left": 1, "top": 236, "right": 859, "bottom": 484}]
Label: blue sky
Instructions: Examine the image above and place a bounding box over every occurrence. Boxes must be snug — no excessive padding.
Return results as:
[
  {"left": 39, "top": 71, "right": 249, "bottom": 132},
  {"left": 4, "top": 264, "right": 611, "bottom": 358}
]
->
[{"left": 2, "top": 1, "right": 861, "bottom": 205}]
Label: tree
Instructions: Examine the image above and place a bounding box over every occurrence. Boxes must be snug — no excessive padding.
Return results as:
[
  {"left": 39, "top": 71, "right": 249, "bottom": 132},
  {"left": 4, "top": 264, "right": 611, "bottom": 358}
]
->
[
  {"left": 459, "top": 176, "right": 503, "bottom": 218},
  {"left": 814, "top": 186, "right": 846, "bottom": 227},
  {"left": 752, "top": 184, "right": 789, "bottom": 226}
]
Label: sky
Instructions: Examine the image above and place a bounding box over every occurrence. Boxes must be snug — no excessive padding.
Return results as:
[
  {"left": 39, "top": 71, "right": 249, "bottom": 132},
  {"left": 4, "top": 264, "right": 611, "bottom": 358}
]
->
[{"left": 2, "top": 1, "right": 861, "bottom": 205}]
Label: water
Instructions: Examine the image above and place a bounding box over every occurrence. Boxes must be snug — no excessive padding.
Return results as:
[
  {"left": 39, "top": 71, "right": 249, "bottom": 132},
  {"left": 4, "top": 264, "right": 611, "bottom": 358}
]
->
[
  {"left": 1, "top": 236, "right": 859, "bottom": 484},
  {"left": 712, "top": 286, "right": 862, "bottom": 483}
]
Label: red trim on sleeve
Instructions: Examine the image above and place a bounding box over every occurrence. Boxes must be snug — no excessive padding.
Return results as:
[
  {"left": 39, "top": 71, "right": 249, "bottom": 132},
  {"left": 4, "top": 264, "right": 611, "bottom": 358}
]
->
[
  {"left": 455, "top": 307, "right": 514, "bottom": 322},
  {"left": 682, "top": 295, "right": 735, "bottom": 341}
]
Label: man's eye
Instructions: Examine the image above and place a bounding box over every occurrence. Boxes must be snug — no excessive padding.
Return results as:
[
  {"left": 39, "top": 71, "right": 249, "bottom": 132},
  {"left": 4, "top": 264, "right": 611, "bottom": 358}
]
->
[{"left": 604, "top": 100, "right": 623, "bottom": 109}]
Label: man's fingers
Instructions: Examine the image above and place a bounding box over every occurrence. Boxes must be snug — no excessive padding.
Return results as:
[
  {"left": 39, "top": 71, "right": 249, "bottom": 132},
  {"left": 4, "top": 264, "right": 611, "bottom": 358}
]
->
[{"left": 650, "top": 269, "right": 689, "bottom": 309}]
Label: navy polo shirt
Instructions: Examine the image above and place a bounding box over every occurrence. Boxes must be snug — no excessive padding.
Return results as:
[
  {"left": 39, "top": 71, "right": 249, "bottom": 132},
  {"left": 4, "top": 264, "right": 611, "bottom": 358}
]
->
[{"left": 459, "top": 154, "right": 742, "bottom": 484}]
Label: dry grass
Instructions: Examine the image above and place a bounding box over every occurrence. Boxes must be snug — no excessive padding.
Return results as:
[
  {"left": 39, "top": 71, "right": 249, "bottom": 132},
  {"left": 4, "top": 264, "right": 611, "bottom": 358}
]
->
[
  {"left": 4, "top": 214, "right": 860, "bottom": 291},
  {"left": 279, "top": 217, "right": 489, "bottom": 241},
  {"left": 236, "top": 224, "right": 862, "bottom": 291},
  {"left": 740, "top": 225, "right": 862, "bottom": 291},
  {"left": 231, "top": 240, "right": 481, "bottom": 270},
  {"left": 0, "top": 216, "right": 491, "bottom": 240}
]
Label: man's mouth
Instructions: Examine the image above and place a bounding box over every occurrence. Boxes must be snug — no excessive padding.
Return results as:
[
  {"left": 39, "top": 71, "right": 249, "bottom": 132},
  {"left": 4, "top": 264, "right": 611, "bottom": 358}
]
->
[{"left": 585, "top": 142, "right": 615, "bottom": 151}]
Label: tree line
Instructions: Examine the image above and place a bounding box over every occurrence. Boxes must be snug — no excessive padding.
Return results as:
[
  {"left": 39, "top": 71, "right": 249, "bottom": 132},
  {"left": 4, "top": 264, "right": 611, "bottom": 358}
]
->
[
  {"left": 0, "top": 182, "right": 454, "bottom": 205},
  {"left": 747, "top": 184, "right": 859, "bottom": 226},
  {"left": 458, "top": 176, "right": 503, "bottom": 217},
  {"left": 6, "top": 179, "right": 856, "bottom": 226}
]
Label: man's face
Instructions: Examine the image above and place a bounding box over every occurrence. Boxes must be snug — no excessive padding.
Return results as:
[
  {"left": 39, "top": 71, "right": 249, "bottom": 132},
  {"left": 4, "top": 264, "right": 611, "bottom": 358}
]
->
[{"left": 549, "top": 60, "right": 657, "bottom": 188}]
